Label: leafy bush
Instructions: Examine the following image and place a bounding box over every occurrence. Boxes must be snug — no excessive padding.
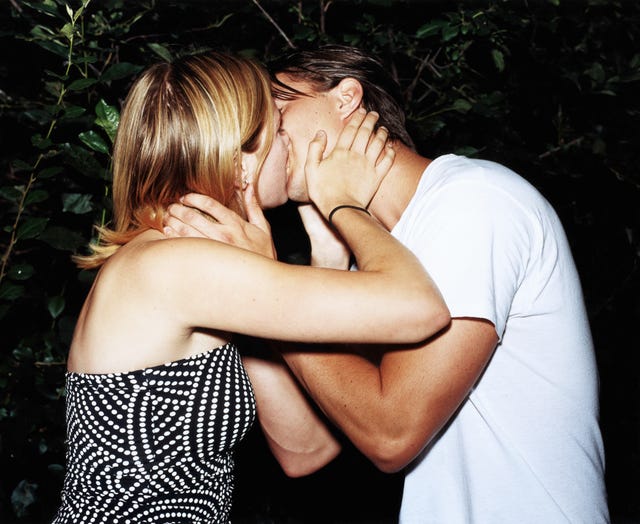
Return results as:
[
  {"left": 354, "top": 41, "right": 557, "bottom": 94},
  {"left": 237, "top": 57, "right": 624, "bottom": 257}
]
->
[{"left": 1, "top": 0, "right": 638, "bottom": 521}]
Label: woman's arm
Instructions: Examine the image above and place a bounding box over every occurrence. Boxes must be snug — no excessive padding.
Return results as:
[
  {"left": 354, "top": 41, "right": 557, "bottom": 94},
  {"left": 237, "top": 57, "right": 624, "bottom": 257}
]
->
[
  {"left": 151, "top": 110, "right": 448, "bottom": 476},
  {"left": 147, "top": 111, "right": 449, "bottom": 344}
]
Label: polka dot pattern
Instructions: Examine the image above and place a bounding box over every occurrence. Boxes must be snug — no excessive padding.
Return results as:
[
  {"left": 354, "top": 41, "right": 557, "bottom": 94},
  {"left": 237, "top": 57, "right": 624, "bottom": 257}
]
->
[{"left": 53, "top": 343, "right": 256, "bottom": 523}]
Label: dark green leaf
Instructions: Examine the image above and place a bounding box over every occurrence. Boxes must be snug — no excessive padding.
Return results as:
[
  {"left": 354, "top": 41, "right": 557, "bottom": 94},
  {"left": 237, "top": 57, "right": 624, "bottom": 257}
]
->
[
  {"left": 95, "top": 99, "right": 120, "bottom": 142},
  {"left": 453, "top": 146, "right": 481, "bottom": 157},
  {"left": 592, "top": 137, "right": 606, "bottom": 155},
  {"left": 416, "top": 21, "right": 447, "bottom": 39},
  {"left": 25, "top": 189, "right": 49, "bottom": 205},
  {"left": 43, "top": 80, "right": 63, "bottom": 98},
  {"left": 44, "top": 69, "right": 69, "bottom": 81},
  {"left": 16, "top": 217, "right": 49, "bottom": 240},
  {"left": 0, "top": 282, "right": 25, "bottom": 301},
  {"left": 7, "top": 264, "right": 35, "bottom": 281},
  {"left": 60, "top": 22, "right": 74, "bottom": 41},
  {"left": 79, "top": 130, "right": 110, "bottom": 154},
  {"left": 442, "top": 24, "right": 459, "bottom": 42},
  {"left": 48, "top": 464, "right": 65, "bottom": 475},
  {"left": 38, "top": 166, "right": 64, "bottom": 179},
  {"left": 61, "top": 105, "right": 87, "bottom": 120},
  {"left": 31, "top": 133, "right": 53, "bottom": 149},
  {"left": 74, "top": 55, "right": 99, "bottom": 65},
  {"left": 39, "top": 225, "right": 86, "bottom": 251},
  {"left": 101, "top": 62, "right": 144, "bottom": 82},
  {"left": 47, "top": 296, "right": 65, "bottom": 319},
  {"left": 452, "top": 99, "right": 472, "bottom": 113},
  {"left": 585, "top": 62, "right": 605, "bottom": 83},
  {"left": 61, "top": 143, "right": 108, "bottom": 179},
  {"left": 34, "top": 39, "right": 69, "bottom": 58},
  {"left": 11, "top": 160, "right": 33, "bottom": 172},
  {"left": 12, "top": 347, "right": 33, "bottom": 361},
  {"left": 23, "top": 1, "right": 62, "bottom": 18},
  {"left": 0, "top": 186, "right": 23, "bottom": 203},
  {"left": 491, "top": 49, "right": 505, "bottom": 72},
  {"left": 67, "top": 78, "right": 98, "bottom": 91},
  {"left": 22, "top": 109, "right": 51, "bottom": 125},
  {"left": 30, "top": 24, "right": 56, "bottom": 38},
  {"left": 147, "top": 42, "right": 173, "bottom": 62},
  {"left": 62, "top": 193, "right": 93, "bottom": 214}
]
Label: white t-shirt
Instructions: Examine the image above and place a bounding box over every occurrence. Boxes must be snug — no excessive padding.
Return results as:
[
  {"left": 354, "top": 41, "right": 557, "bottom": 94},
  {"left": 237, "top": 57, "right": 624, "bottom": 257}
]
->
[{"left": 393, "top": 155, "right": 609, "bottom": 523}]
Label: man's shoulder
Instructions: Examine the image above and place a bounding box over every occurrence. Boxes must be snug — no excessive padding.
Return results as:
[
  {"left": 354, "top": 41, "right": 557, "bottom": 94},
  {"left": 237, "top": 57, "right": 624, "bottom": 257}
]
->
[{"left": 421, "top": 154, "right": 542, "bottom": 205}]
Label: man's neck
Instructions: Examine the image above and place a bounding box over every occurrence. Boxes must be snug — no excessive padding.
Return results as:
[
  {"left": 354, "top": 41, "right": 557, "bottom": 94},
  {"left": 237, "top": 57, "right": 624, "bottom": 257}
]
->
[{"left": 368, "top": 143, "right": 431, "bottom": 231}]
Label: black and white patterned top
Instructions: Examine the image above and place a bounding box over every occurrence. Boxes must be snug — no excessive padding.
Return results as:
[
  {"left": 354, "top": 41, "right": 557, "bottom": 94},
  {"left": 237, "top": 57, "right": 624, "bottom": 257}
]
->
[{"left": 52, "top": 342, "right": 256, "bottom": 524}]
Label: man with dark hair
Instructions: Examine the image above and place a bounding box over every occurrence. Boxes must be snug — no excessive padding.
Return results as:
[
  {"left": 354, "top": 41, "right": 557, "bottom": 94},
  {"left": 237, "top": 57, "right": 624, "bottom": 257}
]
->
[
  {"left": 270, "top": 45, "right": 415, "bottom": 149},
  {"left": 166, "top": 45, "right": 609, "bottom": 523}
]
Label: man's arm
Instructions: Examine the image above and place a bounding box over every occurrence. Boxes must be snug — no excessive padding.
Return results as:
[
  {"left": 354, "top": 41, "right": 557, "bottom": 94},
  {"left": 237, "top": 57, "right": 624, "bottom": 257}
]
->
[
  {"left": 282, "top": 318, "right": 497, "bottom": 473},
  {"left": 242, "top": 351, "right": 341, "bottom": 477}
]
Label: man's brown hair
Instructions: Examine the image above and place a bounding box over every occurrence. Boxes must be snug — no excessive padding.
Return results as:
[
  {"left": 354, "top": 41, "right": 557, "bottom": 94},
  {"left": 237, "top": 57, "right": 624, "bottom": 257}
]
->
[{"left": 269, "top": 45, "right": 415, "bottom": 149}]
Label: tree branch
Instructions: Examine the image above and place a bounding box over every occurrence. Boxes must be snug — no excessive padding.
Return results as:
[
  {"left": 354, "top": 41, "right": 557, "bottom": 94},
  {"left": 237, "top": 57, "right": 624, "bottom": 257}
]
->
[{"left": 252, "top": 0, "right": 296, "bottom": 49}]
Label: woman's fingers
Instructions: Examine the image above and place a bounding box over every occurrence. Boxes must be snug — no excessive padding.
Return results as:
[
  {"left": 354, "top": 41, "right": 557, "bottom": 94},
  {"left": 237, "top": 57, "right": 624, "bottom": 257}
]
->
[
  {"left": 305, "top": 130, "right": 328, "bottom": 173},
  {"left": 376, "top": 141, "right": 396, "bottom": 176},
  {"left": 350, "top": 110, "right": 379, "bottom": 153},
  {"left": 334, "top": 107, "right": 368, "bottom": 151},
  {"left": 243, "top": 183, "right": 270, "bottom": 233},
  {"left": 365, "top": 125, "right": 389, "bottom": 165}
]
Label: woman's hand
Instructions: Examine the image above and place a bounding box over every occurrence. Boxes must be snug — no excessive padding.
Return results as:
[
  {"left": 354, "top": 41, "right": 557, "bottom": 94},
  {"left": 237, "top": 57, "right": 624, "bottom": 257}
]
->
[
  {"left": 305, "top": 108, "right": 395, "bottom": 219},
  {"left": 163, "top": 183, "right": 277, "bottom": 259}
]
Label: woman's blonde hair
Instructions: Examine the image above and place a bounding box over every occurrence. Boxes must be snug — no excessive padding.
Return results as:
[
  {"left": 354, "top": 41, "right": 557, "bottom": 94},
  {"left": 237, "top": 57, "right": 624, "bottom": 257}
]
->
[{"left": 74, "top": 51, "right": 274, "bottom": 269}]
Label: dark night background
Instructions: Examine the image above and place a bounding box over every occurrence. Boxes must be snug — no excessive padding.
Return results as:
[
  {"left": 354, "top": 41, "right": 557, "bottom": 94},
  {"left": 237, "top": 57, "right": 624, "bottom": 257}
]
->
[{"left": 0, "top": 1, "right": 638, "bottom": 522}]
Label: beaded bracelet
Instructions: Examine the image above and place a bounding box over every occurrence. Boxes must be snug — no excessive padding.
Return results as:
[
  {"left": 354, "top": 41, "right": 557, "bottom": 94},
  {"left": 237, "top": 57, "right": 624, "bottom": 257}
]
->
[{"left": 328, "top": 204, "right": 371, "bottom": 227}]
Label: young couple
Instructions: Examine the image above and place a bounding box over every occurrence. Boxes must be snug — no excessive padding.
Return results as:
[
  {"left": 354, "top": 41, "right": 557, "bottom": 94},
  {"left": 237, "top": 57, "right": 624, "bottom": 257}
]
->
[{"left": 55, "top": 46, "right": 609, "bottom": 523}]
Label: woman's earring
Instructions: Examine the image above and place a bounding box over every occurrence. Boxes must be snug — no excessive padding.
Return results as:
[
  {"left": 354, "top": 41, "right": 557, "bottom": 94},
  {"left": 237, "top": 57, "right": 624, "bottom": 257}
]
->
[{"left": 241, "top": 176, "right": 249, "bottom": 190}]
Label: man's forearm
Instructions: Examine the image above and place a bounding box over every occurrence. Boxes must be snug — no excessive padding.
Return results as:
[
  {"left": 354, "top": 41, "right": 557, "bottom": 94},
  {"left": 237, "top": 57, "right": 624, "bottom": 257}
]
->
[{"left": 281, "top": 349, "right": 413, "bottom": 472}]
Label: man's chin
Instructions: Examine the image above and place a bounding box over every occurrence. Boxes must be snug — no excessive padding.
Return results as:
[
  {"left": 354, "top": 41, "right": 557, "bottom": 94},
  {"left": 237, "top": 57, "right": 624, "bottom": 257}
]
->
[
  {"left": 285, "top": 187, "right": 309, "bottom": 203},
  {"left": 262, "top": 194, "right": 290, "bottom": 210},
  {"left": 285, "top": 176, "right": 310, "bottom": 204},
  {"left": 287, "top": 195, "right": 311, "bottom": 205}
]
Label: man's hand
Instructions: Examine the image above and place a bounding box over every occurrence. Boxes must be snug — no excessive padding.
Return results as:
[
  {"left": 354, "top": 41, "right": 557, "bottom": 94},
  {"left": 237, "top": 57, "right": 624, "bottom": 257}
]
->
[
  {"left": 298, "top": 204, "right": 350, "bottom": 269},
  {"left": 163, "top": 183, "right": 277, "bottom": 259}
]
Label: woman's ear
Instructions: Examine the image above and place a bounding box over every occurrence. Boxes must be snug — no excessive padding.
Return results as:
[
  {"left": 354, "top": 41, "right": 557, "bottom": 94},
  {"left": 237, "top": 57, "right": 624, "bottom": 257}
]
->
[
  {"left": 331, "top": 78, "right": 364, "bottom": 120},
  {"left": 236, "top": 151, "right": 256, "bottom": 189}
]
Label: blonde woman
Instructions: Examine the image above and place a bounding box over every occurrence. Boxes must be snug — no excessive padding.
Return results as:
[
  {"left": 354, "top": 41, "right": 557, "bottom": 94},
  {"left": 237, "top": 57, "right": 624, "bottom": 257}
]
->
[{"left": 52, "top": 52, "right": 449, "bottom": 523}]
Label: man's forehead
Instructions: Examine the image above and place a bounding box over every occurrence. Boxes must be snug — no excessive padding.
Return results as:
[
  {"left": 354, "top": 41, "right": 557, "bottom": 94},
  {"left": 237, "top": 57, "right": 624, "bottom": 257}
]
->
[{"left": 271, "top": 73, "right": 316, "bottom": 101}]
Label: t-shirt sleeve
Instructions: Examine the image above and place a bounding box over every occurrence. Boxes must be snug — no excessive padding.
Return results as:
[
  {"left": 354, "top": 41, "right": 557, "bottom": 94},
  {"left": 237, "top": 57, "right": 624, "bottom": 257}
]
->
[{"left": 402, "top": 180, "right": 532, "bottom": 340}]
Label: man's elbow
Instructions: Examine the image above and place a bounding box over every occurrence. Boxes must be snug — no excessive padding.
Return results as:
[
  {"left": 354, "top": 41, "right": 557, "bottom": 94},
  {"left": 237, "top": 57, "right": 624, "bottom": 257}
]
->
[{"left": 363, "top": 436, "right": 423, "bottom": 474}]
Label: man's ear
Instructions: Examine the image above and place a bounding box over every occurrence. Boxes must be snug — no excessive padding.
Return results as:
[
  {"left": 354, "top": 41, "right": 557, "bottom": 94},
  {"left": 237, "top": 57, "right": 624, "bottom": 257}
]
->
[{"left": 331, "top": 78, "right": 364, "bottom": 120}]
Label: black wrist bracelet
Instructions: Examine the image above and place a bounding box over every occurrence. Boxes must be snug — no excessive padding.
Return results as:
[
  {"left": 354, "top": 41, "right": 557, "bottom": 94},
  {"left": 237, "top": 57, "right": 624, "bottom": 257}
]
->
[{"left": 328, "top": 204, "right": 371, "bottom": 227}]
